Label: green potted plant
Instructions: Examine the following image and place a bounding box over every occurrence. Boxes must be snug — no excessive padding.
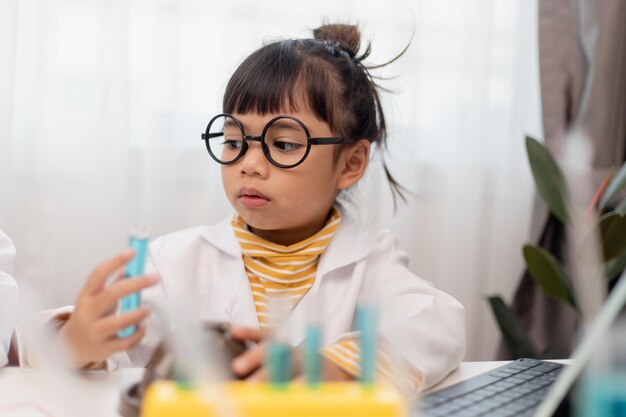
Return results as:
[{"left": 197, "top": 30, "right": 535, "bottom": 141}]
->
[{"left": 488, "top": 136, "right": 626, "bottom": 359}]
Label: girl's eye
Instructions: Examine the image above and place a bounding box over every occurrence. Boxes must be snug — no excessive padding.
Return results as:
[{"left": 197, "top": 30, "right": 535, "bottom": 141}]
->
[
  {"left": 223, "top": 139, "right": 243, "bottom": 150},
  {"left": 273, "top": 141, "right": 302, "bottom": 152}
]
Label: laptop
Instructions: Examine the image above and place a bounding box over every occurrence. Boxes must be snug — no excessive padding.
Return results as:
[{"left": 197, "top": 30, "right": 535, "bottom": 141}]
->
[{"left": 418, "top": 268, "right": 626, "bottom": 417}]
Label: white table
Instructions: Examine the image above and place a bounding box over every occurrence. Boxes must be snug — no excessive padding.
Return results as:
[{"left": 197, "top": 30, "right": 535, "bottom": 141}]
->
[
  {"left": 0, "top": 367, "right": 143, "bottom": 417},
  {"left": 0, "top": 361, "right": 569, "bottom": 416}
]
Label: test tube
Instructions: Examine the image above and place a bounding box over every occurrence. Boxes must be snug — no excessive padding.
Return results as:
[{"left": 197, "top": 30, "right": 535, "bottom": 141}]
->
[
  {"left": 117, "top": 222, "right": 150, "bottom": 338},
  {"left": 304, "top": 298, "right": 322, "bottom": 388},
  {"left": 357, "top": 302, "right": 378, "bottom": 387},
  {"left": 267, "top": 296, "right": 292, "bottom": 390}
]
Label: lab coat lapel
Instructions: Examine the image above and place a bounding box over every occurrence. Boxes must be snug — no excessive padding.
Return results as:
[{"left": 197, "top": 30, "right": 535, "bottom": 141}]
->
[
  {"left": 316, "top": 208, "right": 375, "bottom": 277},
  {"left": 200, "top": 215, "right": 260, "bottom": 328},
  {"left": 287, "top": 209, "right": 375, "bottom": 346},
  {"left": 199, "top": 215, "right": 241, "bottom": 258}
]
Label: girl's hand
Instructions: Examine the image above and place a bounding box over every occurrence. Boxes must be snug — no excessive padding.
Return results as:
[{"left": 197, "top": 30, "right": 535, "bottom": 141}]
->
[
  {"left": 230, "top": 326, "right": 353, "bottom": 381},
  {"left": 58, "top": 250, "right": 159, "bottom": 368},
  {"left": 230, "top": 326, "right": 265, "bottom": 378}
]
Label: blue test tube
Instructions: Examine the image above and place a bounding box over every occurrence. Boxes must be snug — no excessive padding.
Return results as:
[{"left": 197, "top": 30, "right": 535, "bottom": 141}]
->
[
  {"left": 304, "top": 324, "right": 322, "bottom": 388},
  {"left": 267, "top": 296, "right": 293, "bottom": 390},
  {"left": 117, "top": 223, "right": 150, "bottom": 338},
  {"left": 268, "top": 341, "right": 292, "bottom": 390},
  {"left": 357, "top": 304, "right": 378, "bottom": 387}
]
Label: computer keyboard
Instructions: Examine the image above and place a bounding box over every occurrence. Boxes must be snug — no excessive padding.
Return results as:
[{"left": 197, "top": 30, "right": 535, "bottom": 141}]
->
[{"left": 419, "top": 358, "right": 563, "bottom": 417}]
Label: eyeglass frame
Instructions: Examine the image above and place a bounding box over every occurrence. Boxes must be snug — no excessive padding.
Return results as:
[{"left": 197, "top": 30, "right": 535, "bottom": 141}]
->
[{"left": 201, "top": 113, "right": 347, "bottom": 169}]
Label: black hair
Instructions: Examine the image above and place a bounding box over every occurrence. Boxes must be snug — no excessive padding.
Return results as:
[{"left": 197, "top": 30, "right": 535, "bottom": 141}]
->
[{"left": 223, "top": 23, "right": 408, "bottom": 205}]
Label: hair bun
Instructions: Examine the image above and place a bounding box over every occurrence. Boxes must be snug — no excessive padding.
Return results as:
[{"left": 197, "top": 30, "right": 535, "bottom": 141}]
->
[{"left": 313, "top": 23, "right": 361, "bottom": 58}]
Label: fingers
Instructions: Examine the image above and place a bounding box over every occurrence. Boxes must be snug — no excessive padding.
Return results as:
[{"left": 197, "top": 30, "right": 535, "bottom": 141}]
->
[
  {"left": 111, "top": 270, "right": 126, "bottom": 283},
  {"left": 59, "top": 317, "right": 146, "bottom": 368},
  {"left": 230, "top": 325, "right": 264, "bottom": 377},
  {"left": 232, "top": 343, "right": 266, "bottom": 377},
  {"left": 82, "top": 250, "right": 136, "bottom": 295},
  {"left": 96, "top": 307, "right": 151, "bottom": 336},
  {"left": 231, "top": 326, "right": 264, "bottom": 342},
  {"left": 90, "top": 274, "right": 159, "bottom": 317},
  {"left": 247, "top": 366, "right": 269, "bottom": 382},
  {"left": 107, "top": 326, "right": 147, "bottom": 352},
  {"left": 106, "top": 274, "right": 159, "bottom": 301}
]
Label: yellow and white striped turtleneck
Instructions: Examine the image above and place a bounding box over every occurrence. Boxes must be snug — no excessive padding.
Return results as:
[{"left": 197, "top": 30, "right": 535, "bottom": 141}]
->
[
  {"left": 231, "top": 207, "right": 423, "bottom": 391},
  {"left": 231, "top": 207, "right": 341, "bottom": 328}
]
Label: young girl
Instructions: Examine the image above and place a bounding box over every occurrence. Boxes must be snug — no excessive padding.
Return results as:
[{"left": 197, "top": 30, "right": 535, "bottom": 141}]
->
[{"left": 57, "top": 23, "right": 465, "bottom": 393}]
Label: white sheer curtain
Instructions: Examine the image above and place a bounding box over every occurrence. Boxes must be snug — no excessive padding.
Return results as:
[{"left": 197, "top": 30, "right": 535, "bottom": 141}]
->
[{"left": 0, "top": 0, "right": 541, "bottom": 360}]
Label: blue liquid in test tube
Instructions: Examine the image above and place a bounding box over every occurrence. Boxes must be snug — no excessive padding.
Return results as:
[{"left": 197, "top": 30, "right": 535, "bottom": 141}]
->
[
  {"left": 268, "top": 342, "right": 292, "bottom": 390},
  {"left": 304, "top": 324, "right": 322, "bottom": 388},
  {"left": 117, "top": 224, "right": 149, "bottom": 338},
  {"left": 357, "top": 304, "right": 377, "bottom": 387}
]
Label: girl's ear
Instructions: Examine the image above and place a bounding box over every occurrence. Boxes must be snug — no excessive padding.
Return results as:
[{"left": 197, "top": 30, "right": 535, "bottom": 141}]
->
[{"left": 337, "top": 139, "right": 371, "bottom": 190}]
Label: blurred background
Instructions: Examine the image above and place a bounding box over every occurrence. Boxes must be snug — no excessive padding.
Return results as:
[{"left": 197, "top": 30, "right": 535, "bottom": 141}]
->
[{"left": 0, "top": 0, "right": 542, "bottom": 361}]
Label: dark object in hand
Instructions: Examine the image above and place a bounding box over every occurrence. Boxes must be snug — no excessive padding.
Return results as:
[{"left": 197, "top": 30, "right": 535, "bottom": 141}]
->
[
  {"left": 208, "top": 322, "right": 255, "bottom": 362},
  {"left": 118, "top": 322, "right": 254, "bottom": 417}
]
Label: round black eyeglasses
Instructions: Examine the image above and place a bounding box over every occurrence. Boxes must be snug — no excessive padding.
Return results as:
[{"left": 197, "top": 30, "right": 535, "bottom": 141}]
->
[{"left": 201, "top": 114, "right": 347, "bottom": 169}]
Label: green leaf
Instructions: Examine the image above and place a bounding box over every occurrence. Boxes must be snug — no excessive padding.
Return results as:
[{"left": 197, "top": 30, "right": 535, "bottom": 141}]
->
[
  {"left": 599, "top": 212, "right": 626, "bottom": 260},
  {"left": 523, "top": 244, "right": 579, "bottom": 311},
  {"left": 605, "top": 249, "right": 626, "bottom": 281},
  {"left": 487, "top": 295, "right": 540, "bottom": 359},
  {"left": 599, "top": 162, "right": 626, "bottom": 210},
  {"left": 525, "top": 136, "right": 569, "bottom": 224}
]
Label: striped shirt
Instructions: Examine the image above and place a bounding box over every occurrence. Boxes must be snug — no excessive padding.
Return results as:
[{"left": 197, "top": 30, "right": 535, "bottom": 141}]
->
[
  {"left": 231, "top": 207, "right": 341, "bottom": 328},
  {"left": 231, "top": 207, "right": 423, "bottom": 391},
  {"left": 320, "top": 334, "right": 425, "bottom": 393}
]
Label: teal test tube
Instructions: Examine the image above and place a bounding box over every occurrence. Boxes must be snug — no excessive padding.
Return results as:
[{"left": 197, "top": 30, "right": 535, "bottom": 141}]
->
[
  {"left": 266, "top": 296, "right": 293, "bottom": 389},
  {"left": 117, "top": 223, "right": 150, "bottom": 338},
  {"left": 268, "top": 341, "right": 292, "bottom": 390},
  {"left": 304, "top": 324, "right": 322, "bottom": 388},
  {"left": 357, "top": 304, "right": 378, "bottom": 387}
]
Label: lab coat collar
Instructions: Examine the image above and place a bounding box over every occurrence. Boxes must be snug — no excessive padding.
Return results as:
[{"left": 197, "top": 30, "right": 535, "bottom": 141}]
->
[
  {"left": 317, "top": 205, "right": 375, "bottom": 274},
  {"left": 199, "top": 205, "right": 376, "bottom": 274},
  {"left": 200, "top": 215, "right": 242, "bottom": 258},
  {"left": 200, "top": 206, "right": 376, "bottom": 345}
]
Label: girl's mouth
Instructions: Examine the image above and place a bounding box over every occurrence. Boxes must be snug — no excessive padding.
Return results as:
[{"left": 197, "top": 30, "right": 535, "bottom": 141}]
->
[{"left": 238, "top": 187, "right": 270, "bottom": 208}]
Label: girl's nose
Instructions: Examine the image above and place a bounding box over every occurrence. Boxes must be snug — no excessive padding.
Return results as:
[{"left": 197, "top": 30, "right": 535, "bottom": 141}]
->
[{"left": 239, "top": 141, "right": 268, "bottom": 177}]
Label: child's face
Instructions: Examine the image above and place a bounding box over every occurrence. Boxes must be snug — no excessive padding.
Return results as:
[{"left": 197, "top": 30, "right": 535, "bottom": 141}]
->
[{"left": 221, "top": 109, "right": 346, "bottom": 245}]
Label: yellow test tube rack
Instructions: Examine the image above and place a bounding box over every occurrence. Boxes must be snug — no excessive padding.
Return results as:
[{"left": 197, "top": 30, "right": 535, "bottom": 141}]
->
[{"left": 141, "top": 381, "right": 407, "bottom": 417}]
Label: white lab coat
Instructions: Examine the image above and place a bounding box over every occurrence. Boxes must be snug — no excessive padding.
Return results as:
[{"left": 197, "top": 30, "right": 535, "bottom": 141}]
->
[
  {"left": 0, "top": 230, "right": 19, "bottom": 367},
  {"left": 123, "top": 207, "right": 466, "bottom": 391}
]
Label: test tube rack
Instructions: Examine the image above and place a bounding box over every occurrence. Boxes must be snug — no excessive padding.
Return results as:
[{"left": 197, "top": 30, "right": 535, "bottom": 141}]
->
[{"left": 141, "top": 380, "right": 407, "bottom": 417}]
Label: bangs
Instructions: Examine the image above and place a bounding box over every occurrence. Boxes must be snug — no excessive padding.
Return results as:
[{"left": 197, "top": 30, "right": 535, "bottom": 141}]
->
[{"left": 223, "top": 40, "right": 347, "bottom": 133}]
